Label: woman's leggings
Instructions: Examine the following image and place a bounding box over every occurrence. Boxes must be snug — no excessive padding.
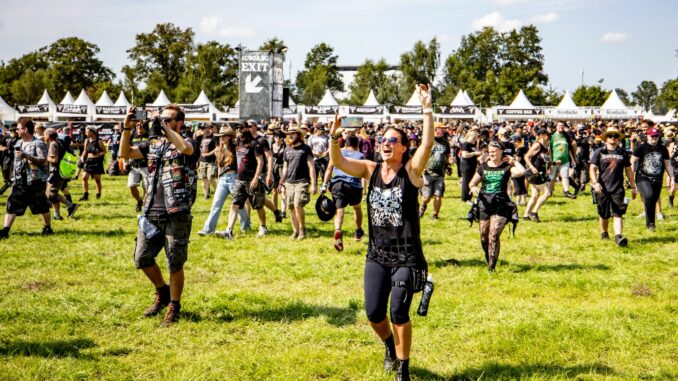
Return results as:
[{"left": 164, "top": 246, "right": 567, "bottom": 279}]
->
[
  {"left": 479, "top": 215, "right": 508, "bottom": 270},
  {"left": 364, "top": 261, "right": 413, "bottom": 325},
  {"left": 460, "top": 160, "right": 477, "bottom": 202},
  {"left": 637, "top": 178, "right": 662, "bottom": 226}
]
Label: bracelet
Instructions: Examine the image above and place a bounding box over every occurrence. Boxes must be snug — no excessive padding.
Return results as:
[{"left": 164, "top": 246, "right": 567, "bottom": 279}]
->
[
  {"left": 422, "top": 108, "right": 433, "bottom": 114},
  {"left": 330, "top": 134, "right": 339, "bottom": 140}
]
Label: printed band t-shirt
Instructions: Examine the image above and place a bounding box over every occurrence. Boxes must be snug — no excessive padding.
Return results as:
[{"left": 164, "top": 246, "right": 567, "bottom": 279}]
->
[
  {"left": 477, "top": 162, "right": 511, "bottom": 194},
  {"left": 633, "top": 143, "right": 668, "bottom": 181},
  {"left": 551, "top": 132, "right": 570, "bottom": 164},
  {"left": 426, "top": 137, "right": 451, "bottom": 177},
  {"left": 283, "top": 144, "right": 313, "bottom": 184},
  {"left": 591, "top": 146, "right": 631, "bottom": 192}
]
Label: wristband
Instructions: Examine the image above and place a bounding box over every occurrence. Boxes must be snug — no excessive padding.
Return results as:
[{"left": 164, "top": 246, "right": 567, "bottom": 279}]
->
[
  {"left": 330, "top": 134, "right": 339, "bottom": 140},
  {"left": 422, "top": 108, "right": 433, "bottom": 114}
]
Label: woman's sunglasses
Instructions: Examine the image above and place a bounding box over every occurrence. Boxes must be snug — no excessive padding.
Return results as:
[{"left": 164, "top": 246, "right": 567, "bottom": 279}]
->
[{"left": 379, "top": 137, "right": 400, "bottom": 144}]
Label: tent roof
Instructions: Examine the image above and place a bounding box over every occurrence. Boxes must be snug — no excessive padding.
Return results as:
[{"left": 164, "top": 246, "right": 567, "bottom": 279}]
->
[
  {"left": 193, "top": 90, "right": 212, "bottom": 105},
  {"left": 405, "top": 89, "right": 420, "bottom": 106},
  {"left": 288, "top": 96, "right": 296, "bottom": 106},
  {"left": 509, "top": 90, "right": 534, "bottom": 109},
  {"left": 451, "top": 90, "right": 472, "bottom": 106},
  {"left": 151, "top": 90, "right": 171, "bottom": 106},
  {"left": 114, "top": 91, "right": 130, "bottom": 106},
  {"left": 557, "top": 90, "right": 578, "bottom": 109},
  {"left": 318, "top": 90, "right": 339, "bottom": 106},
  {"left": 60, "top": 91, "right": 75, "bottom": 105},
  {"left": 462, "top": 90, "right": 475, "bottom": 105},
  {"left": 74, "top": 89, "right": 94, "bottom": 106},
  {"left": 0, "top": 95, "right": 16, "bottom": 118},
  {"left": 363, "top": 90, "right": 380, "bottom": 106},
  {"left": 600, "top": 89, "right": 628, "bottom": 110},
  {"left": 95, "top": 91, "right": 114, "bottom": 106},
  {"left": 37, "top": 89, "right": 56, "bottom": 106}
]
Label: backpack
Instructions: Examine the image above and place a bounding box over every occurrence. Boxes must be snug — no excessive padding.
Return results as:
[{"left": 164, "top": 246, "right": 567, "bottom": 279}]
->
[{"left": 56, "top": 139, "right": 78, "bottom": 179}]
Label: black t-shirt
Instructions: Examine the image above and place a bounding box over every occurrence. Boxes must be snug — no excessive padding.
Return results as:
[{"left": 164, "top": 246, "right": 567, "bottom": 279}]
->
[
  {"left": 461, "top": 142, "right": 478, "bottom": 166},
  {"left": 426, "top": 137, "right": 451, "bottom": 177},
  {"left": 131, "top": 134, "right": 150, "bottom": 168},
  {"left": 283, "top": 143, "right": 313, "bottom": 184},
  {"left": 477, "top": 162, "right": 512, "bottom": 194},
  {"left": 197, "top": 134, "right": 217, "bottom": 163},
  {"left": 515, "top": 145, "right": 528, "bottom": 164},
  {"left": 501, "top": 140, "right": 515, "bottom": 157},
  {"left": 576, "top": 137, "right": 590, "bottom": 161},
  {"left": 236, "top": 140, "right": 263, "bottom": 181},
  {"left": 591, "top": 146, "right": 631, "bottom": 192},
  {"left": 256, "top": 135, "right": 270, "bottom": 174},
  {"left": 632, "top": 143, "right": 668, "bottom": 181}
]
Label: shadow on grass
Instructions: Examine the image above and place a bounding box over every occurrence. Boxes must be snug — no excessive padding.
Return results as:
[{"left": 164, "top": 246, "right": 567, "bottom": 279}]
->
[
  {"left": 210, "top": 296, "right": 359, "bottom": 326},
  {"left": 559, "top": 215, "right": 597, "bottom": 223},
  {"left": 0, "top": 338, "right": 132, "bottom": 359},
  {"left": 633, "top": 235, "right": 677, "bottom": 245},
  {"left": 511, "top": 263, "right": 611, "bottom": 273},
  {"left": 415, "top": 362, "right": 615, "bottom": 380},
  {"left": 429, "top": 258, "right": 496, "bottom": 269}
]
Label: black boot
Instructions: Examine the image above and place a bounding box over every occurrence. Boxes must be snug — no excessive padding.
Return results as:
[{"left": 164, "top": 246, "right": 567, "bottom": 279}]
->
[
  {"left": 79, "top": 192, "right": 89, "bottom": 201},
  {"left": 383, "top": 335, "right": 396, "bottom": 371},
  {"left": 395, "top": 359, "right": 410, "bottom": 381}
]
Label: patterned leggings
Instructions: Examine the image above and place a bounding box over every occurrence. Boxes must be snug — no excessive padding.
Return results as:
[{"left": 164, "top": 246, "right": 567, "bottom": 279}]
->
[{"left": 479, "top": 215, "right": 508, "bottom": 270}]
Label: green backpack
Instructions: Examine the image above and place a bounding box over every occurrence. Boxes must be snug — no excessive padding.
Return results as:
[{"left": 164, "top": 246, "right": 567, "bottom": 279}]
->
[{"left": 59, "top": 151, "right": 78, "bottom": 179}]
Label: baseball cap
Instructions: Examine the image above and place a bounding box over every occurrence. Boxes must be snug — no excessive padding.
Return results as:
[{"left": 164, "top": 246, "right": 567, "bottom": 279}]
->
[{"left": 646, "top": 127, "right": 660, "bottom": 137}]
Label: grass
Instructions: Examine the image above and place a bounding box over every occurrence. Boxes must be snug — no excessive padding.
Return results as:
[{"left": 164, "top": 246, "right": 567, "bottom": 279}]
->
[{"left": 0, "top": 168, "right": 676, "bottom": 380}]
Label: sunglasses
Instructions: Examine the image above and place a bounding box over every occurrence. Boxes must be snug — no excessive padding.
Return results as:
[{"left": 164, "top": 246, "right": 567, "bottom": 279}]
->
[
  {"left": 607, "top": 134, "right": 620, "bottom": 139},
  {"left": 489, "top": 141, "right": 503, "bottom": 149},
  {"left": 380, "top": 137, "right": 400, "bottom": 145},
  {"left": 161, "top": 116, "right": 175, "bottom": 123}
]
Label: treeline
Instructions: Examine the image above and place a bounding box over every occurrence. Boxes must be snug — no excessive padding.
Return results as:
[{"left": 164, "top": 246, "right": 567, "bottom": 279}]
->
[{"left": 1, "top": 23, "right": 676, "bottom": 112}]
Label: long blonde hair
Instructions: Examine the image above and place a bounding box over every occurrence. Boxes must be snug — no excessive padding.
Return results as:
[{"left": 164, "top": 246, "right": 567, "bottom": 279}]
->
[{"left": 216, "top": 136, "right": 235, "bottom": 168}]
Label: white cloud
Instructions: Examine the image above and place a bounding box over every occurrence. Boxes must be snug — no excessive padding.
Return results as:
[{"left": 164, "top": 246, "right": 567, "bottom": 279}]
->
[
  {"left": 602, "top": 32, "right": 627, "bottom": 43},
  {"left": 200, "top": 16, "right": 255, "bottom": 39},
  {"left": 531, "top": 12, "right": 559, "bottom": 24},
  {"left": 472, "top": 12, "right": 522, "bottom": 32}
]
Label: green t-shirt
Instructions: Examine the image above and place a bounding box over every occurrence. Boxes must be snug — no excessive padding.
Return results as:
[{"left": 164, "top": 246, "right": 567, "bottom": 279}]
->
[{"left": 551, "top": 132, "right": 570, "bottom": 164}]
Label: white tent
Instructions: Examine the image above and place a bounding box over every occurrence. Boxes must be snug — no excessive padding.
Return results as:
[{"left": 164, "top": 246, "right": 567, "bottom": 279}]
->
[
  {"left": 60, "top": 91, "right": 75, "bottom": 105},
  {"left": 494, "top": 89, "right": 543, "bottom": 120},
  {"left": 546, "top": 90, "right": 589, "bottom": 120},
  {"left": 95, "top": 91, "right": 114, "bottom": 106},
  {"left": 405, "top": 88, "right": 420, "bottom": 106},
  {"left": 388, "top": 88, "right": 424, "bottom": 121},
  {"left": 0, "top": 95, "right": 17, "bottom": 122},
  {"left": 655, "top": 109, "right": 676, "bottom": 123},
  {"left": 318, "top": 90, "right": 339, "bottom": 106},
  {"left": 151, "top": 90, "right": 171, "bottom": 106},
  {"left": 184, "top": 90, "right": 218, "bottom": 121},
  {"left": 596, "top": 90, "right": 637, "bottom": 119},
  {"left": 283, "top": 96, "right": 299, "bottom": 121},
  {"left": 114, "top": 91, "right": 131, "bottom": 107},
  {"left": 437, "top": 89, "right": 479, "bottom": 120},
  {"left": 462, "top": 90, "right": 474, "bottom": 105},
  {"left": 363, "top": 90, "right": 380, "bottom": 106},
  {"left": 16, "top": 89, "right": 56, "bottom": 120}
]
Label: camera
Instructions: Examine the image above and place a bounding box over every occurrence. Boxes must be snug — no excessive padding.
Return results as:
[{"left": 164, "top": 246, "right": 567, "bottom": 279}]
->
[
  {"left": 149, "top": 117, "right": 164, "bottom": 138},
  {"left": 133, "top": 109, "right": 146, "bottom": 121}
]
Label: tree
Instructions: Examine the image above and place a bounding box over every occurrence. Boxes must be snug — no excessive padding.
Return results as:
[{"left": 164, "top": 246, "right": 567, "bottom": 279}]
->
[
  {"left": 615, "top": 88, "right": 633, "bottom": 107},
  {"left": 543, "top": 85, "right": 562, "bottom": 106},
  {"left": 347, "top": 59, "right": 400, "bottom": 105},
  {"left": 295, "top": 43, "right": 343, "bottom": 104},
  {"left": 572, "top": 85, "right": 609, "bottom": 106},
  {"left": 174, "top": 41, "right": 239, "bottom": 106},
  {"left": 440, "top": 26, "right": 548, "bottom": 106},
  {"left": 398, "top": 38, "right": 440, "bottom": 103},
  {"left": 45, "top": 37, "right": 114, "bottom": 100},
  {"left": 655, "top": 78, "right": 678, "bottom": 113},
  {"left": 631, "top": 80, "right": 658, "bottom": 110},
  {"left": 125, "top": 23, "right": 195, "bottom": 99},
  {"left": 10, "top": 69, "right": 50, "bottom": 105},
  {"left": 259, "top": 37, "right": 287, "bottom": 56}
]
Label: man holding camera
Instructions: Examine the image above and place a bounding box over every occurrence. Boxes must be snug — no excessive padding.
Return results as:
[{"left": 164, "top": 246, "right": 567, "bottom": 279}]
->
[{"left": 119, "top": 105, "right": 198, "bottom": 327}]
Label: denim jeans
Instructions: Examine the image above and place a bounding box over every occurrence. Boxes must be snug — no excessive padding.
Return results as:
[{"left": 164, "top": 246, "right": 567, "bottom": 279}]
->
[{"left": 201, "top": 173, "right": 250, "bottom": 233}]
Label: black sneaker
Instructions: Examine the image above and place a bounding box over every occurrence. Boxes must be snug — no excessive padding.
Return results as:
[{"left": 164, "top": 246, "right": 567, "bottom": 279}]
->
[
  {"left": 601, "top": 232, "right": 609, "bottom": 240},
  {"left": 0, "top": 227, "right": 9, "bottom": 240},
  {"left": 41, "top": 226, "right": 54, "bottom": 236},
  {"left": 53, "top": 215, "right": 63, "bottom": 221},
  {"left": 354, "top": 228, "right": 365, "bottom": 241},
  {"left": 521, "top": 216, "right": 531, "bottom": 221},
  {"left": 96, "top": 193, "right": 101, "bottom": 200},
  {"left": 67, "top": 204, "right": 80, "bottom": 218},
  {"left": 418, "top": 205, "right": 426, "bottom": 218},
  {"left": 564, "top": 191, "right": 577, "bottom": 199},
  {"left": 647, "top": 223, "right": 656, "bottom": 232},
  {"left": 78, "top": 192, "right": 89, "bottom": 201},
  {"left": 432, "top": 214, "right": 439, "bottom": 222},
  {"left": 395, "top": 359, "right": 410, "bottom": 381},
  {"left": 136, "top": 200, "right": 143, "bottom": 213},
  {"left": 274, "top": 209, "right": 283, "bottom": 223},
  {"left": 615, "top": 235, "right": 628, "bottom": 247},
  {"left": 529, "top": 212, "right": 541, "bottom": 223}
]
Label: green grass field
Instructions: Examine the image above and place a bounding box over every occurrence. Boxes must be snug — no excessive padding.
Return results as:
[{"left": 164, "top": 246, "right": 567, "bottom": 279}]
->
[{"left": 0, "top": 170, "right": 676, "bottom": 380}]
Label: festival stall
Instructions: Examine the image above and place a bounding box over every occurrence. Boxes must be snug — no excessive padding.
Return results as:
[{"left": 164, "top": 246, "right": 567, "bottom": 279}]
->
[
  {"left": 220, "top": 99, "right": 240, "bottom": 121},
  {"left": 0, "top": 95, "right": 17, "bottom": 123},
  {"left": 346, "top": 90, "right": 386, "bottom": 123},
  {"left": 545, "top": 90, "right": 590, "bottom": 120},
  {"left": 114, "top": 91, "right": 131, "bottom": 108},
  {"left": 493, "top": 89, "right": 544, "bottom": 121},
  {"left": 389, "top": 88, "right": 423, "bottom": 121},
  {"left": 594, "top": 90, "right": 639, "bottom": 120},
  {"left": 654, "top": 109, "right": 676, "bottom": 124},
  {"left": 283, "top": 96, "right": 300, "bottom": 122},
  {"left": 16, "top": 89, "right": 57, "bottom": 121},
  {"left": 436, "top": 89, "right": 479, "bottom": 121},
  {"left": 94, "top": 90, "right": 127, "bottom": 121},
  {"left": 145, "top": 90, "right": 171, "bottom": 113},
  {"left": 181, "top": 90, "right": 218, "bottom": 122},
  {"left": 303, "top": 89, "right": 339, "bottom": 123}
]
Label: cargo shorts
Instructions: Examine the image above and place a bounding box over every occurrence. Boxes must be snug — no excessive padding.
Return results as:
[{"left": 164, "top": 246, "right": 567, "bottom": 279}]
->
[
  {"left": 134, "top": 212, "right": 193, "bottom": 273},
  {"left": 285, "top": 181, "right": 310, "bottom": 208}
]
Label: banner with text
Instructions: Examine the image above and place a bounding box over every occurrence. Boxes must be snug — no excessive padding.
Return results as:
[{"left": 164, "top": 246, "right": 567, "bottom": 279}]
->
[
  {"left": 239, "top": 51, "right": 271, "bottom": 122},
  {"left": 95, "top": 106, "right": 127, "bottom": 115},
  {"left": 16, "top": 104, "right": 49, "bottom": 113},
  {"left": 349, "top": 106, "right": 384, "bottom": 115},
  {"left": 304, "top": 105, "right": 339, "bottom": 115}
]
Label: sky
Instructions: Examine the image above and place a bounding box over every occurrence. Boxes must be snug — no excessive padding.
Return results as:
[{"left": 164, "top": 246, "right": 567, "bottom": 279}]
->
[{"left": 1, "top": 0, "right": 676, "bottom": 96}]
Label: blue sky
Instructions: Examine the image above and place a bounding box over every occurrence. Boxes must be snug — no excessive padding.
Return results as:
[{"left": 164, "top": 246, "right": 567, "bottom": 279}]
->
[{"left": 1, "top": 0, "right": 676, "bottom": 94}]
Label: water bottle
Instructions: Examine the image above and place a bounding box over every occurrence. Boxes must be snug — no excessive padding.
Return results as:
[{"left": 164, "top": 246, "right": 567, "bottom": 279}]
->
[{"left": 417, "top": 274, "right": 434, "bottom": 317}]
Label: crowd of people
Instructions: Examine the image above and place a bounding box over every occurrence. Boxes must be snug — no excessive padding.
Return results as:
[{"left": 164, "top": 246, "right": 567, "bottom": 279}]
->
[{"left": 1, "top": 88, "right": 677, "bottom": 380}]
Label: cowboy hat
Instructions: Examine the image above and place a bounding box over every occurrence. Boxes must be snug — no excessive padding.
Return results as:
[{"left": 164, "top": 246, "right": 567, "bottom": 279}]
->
[
  {"left": 315, "top": 193, "right": 336, "bottom": 222},
  {"left": 601, "top": 126, "right": 626, "bottom": 140},
  {"left": 285, "top": 124, "right": 306, "bottom": 137},
  {"left": 214, "top": 125, "right": 236, "bottom": 137}
]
